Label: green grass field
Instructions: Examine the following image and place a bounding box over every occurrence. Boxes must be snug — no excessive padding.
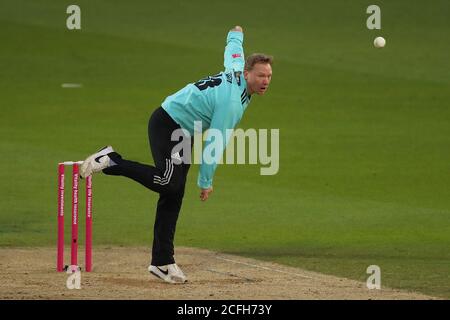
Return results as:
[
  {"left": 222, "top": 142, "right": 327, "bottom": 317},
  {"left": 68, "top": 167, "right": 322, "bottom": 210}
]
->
[{"left": 1, "top": 0, "right": 449, "bottom": 298}]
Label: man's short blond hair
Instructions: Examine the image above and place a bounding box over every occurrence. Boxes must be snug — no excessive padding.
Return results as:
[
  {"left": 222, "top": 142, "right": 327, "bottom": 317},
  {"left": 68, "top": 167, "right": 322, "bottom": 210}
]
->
[{"left": 244, "top": 53, "right": 274, "bottom": 71}]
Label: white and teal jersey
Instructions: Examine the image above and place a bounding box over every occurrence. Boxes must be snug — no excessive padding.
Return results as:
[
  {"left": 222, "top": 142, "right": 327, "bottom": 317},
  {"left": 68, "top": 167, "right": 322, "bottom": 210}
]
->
[{"left": 161, "top": 31, "right": 252, "bottom": 189}]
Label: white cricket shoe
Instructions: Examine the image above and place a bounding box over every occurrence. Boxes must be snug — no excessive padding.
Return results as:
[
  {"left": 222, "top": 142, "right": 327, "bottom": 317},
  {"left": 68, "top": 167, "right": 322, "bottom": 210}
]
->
[
  {"left": 148, "top": 263, "right": 187, "bottom": 284},
  {"left": 80, "top": 146, "right": 114, "bottom": 178}
]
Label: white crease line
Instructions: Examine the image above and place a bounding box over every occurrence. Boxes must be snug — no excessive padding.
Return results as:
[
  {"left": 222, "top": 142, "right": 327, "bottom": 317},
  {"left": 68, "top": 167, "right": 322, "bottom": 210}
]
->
[
  {"left": 62, "top": 83, "right": 83, "bottom": 88},
  {"left": 215, "top": 256, "right": 315, "bottom": 280}
]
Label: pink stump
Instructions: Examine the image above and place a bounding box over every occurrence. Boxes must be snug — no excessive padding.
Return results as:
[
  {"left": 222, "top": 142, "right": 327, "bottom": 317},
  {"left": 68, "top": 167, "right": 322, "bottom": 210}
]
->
[
  {"left": 57, "top": 164, "right": 65, "bottom": 272},
  {"left": 71, "top": 164, "right": 79, "bottom": 267},
  {"left": 85, "top": 175, "right": 93, "bottom": 272}
]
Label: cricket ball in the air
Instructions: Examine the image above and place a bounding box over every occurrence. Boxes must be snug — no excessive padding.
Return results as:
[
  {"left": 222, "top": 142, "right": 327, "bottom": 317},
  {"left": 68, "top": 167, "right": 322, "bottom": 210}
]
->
[{"left": 374, "top": 36, "right": 386, "bottom": 48}]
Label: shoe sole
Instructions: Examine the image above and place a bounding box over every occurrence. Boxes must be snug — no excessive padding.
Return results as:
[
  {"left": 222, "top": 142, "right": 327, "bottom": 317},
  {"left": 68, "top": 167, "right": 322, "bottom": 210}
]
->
[{"left": 80, "top": 146, "right": 113, "bottom": 178}]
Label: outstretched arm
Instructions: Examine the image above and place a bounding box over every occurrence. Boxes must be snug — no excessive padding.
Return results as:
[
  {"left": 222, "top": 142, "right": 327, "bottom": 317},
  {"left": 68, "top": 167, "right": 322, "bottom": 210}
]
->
[
  {"left": 223, "top": 25, "right": 245, "bottom": 73},
  {"left": 200, "top": 27, "right": 244, "bottom": 202}
]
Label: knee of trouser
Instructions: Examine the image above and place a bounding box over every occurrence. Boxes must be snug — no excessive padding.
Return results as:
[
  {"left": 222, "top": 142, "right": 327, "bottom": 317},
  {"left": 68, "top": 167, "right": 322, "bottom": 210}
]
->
[{"left": 161, "top": 175, "right": 185, "bottom": 195}]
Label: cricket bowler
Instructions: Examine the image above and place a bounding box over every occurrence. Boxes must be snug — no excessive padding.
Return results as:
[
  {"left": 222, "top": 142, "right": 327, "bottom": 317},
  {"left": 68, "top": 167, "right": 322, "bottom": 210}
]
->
[{"left": 79, "top": 26, "right": 273, "bottom": 283}]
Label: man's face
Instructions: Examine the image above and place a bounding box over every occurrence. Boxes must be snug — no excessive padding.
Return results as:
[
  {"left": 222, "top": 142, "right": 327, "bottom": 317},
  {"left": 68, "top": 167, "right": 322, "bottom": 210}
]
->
[{"left": 244, "top": 63, "right": 272, "bottom": 95}]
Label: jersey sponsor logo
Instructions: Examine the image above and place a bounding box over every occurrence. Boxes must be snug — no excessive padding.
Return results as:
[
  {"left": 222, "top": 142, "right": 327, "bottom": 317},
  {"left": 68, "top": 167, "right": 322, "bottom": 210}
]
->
[
  {"left": 232, "top": 53, "right": 242, "bottom": 58},
  {"left": 225, "top": 72, "right": 232, "bottom": 83}
]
